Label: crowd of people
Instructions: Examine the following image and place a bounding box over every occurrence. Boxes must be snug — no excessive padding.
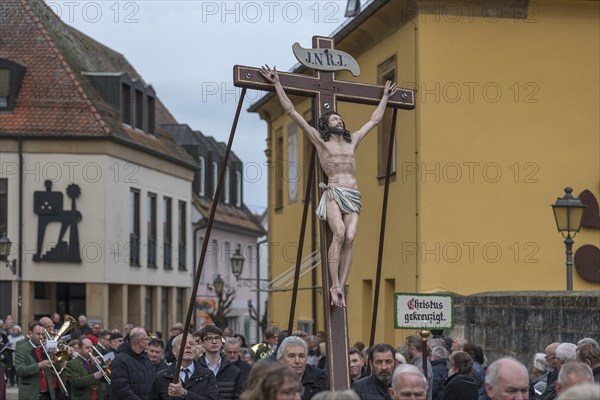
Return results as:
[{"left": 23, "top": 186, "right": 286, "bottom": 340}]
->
[{"left": 0, "top": 314, "right": 599, "bottom": 400}]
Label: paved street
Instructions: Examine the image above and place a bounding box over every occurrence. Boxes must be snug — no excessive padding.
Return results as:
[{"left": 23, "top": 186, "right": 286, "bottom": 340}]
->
[{"left": 6, "top": 385, "right": 17, "bottom": 400}]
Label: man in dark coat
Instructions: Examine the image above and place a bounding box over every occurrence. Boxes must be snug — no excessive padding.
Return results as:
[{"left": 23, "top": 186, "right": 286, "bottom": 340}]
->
[
  {"left": 223, "top": 337, "right": 252, "bottom": 389},
  {"left": 150, "top": 334, "right": 218, "bottom": 400},
  {"left": 198, "top": 325, "right": 242, "bottom": 400},
  {"left": 277, "top": 335, "right": 327, "bottom": 400},
  {"left": 430, "top": 346, "right": 449, "bottom": 400},
  {"left": 352, "top": 343, "right": 396, "bottom": 400},
  {"left": 110, "top": 327, "right": 154, "bottom": 399}
]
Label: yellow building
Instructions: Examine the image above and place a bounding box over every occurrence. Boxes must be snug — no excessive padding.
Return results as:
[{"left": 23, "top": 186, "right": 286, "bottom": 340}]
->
[{"left": 251, "top": 0, "right": 600, "bottom": 345}]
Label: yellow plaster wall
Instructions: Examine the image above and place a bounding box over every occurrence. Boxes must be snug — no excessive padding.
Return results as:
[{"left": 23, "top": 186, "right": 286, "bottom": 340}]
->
[
  {"left": 265, "top": 0, "right": 599, "bottom": 345},
  {"left": 416, "top": 1, "right": 600, "bottom": 294}
]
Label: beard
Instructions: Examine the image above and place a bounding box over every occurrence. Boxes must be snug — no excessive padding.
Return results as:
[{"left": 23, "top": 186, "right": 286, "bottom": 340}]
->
[
  {"left": 329, "top": 126, "right": 346, "bottom": 136},
  {"left": 374, "top": 370, "right": 392, "bottom": 385}
]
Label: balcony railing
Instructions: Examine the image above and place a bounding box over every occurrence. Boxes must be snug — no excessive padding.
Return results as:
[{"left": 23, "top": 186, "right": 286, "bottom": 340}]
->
[
  {"left": 164, "top": 241, "right": 172, "bottom": 270},
  {"left": 178, "top": 243, "right": 186, "bottom": 271},
  {"left": 148, "top": 238, "right": 156, "bottom": 268}
]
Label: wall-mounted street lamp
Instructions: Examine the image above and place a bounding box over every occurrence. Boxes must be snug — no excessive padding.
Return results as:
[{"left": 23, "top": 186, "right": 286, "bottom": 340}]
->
[
  {"left": 552, "top": 187, "right": 586, "bottom": 291},
  {"left": 0, "top": 235, "right": 16, "bottom": 274},
  {"left": 230, "top": 249, "right": 245, "bottom": 280}
]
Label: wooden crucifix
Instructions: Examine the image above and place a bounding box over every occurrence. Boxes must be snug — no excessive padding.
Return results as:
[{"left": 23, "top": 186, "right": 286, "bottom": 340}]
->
[{"left": 233, "top": 36, "right": 415, "bottom": 390}]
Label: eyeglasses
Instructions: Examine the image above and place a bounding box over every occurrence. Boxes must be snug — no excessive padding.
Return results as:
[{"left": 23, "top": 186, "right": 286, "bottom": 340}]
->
[{"left": 204, "top": 336, "right": 221, "bottom": 343}]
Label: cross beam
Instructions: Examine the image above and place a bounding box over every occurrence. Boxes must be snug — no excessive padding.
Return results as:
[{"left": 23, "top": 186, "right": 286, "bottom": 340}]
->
[{"left": 234, "top": 36, "right": 415, "bottom": 390}]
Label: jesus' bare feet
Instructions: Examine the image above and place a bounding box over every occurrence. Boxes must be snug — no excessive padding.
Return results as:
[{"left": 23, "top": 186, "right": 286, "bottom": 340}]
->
[{"left": 330, "top": 286, "right": 346, "bottom": 308}]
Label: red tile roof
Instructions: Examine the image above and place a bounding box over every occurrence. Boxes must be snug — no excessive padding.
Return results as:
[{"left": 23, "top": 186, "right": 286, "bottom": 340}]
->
[{"left": 0, "top": 0, "right": 195, "bottom": 167}]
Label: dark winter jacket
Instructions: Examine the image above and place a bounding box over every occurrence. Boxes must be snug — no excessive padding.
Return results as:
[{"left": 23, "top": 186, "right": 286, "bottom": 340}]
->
[
  {"left": 300, "top": 364, "right": 328, "bottom": 400},
  {"left": 352, "top": 374, "right": 392, "bottom": 400},
  {"left": 439, "top": 372, "right": 478, "bottom": 400},
  {"left": 150, "top": 360, "right": 219, "bottom": 400},
  {"left": 431, "top": 358, "right": 449, "bottom": 400},
  {"left": 199, "top": 355, "right": 242, "bottom": 400},
  {"left": 110, "top": 341, "right": 155, "bottom": 399},
  {"left": 233, "top": 359, "right": 252, "bottom": 389}
]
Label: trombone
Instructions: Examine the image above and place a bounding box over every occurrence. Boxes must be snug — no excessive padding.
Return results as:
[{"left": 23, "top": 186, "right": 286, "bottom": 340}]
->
[
  {"left": 90, "top": 346, "right": 110, "bottom": 385},
  {"left": 81, "top": 351, "right": 111, "bottom": 385}
]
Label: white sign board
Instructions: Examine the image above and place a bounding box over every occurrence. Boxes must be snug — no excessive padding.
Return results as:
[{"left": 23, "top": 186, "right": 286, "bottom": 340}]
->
[{"left": 394, "top": 293, "right": 454, "bottom": 329}]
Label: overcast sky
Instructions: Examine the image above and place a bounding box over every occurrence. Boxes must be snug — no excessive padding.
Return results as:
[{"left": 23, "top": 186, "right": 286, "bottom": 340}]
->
[{"left": 49, "top": 0, "right": 360, "bottom": 213}]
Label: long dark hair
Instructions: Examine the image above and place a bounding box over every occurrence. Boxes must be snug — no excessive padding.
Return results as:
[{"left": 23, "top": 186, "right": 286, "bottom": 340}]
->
[{"left": 318, "top": 111, "right": 351, "bottom": 143}]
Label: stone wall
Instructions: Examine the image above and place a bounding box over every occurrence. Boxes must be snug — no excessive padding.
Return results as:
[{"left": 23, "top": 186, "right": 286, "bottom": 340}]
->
[{"left": 447, "top": 291, "right": 600, "bottom": 367}]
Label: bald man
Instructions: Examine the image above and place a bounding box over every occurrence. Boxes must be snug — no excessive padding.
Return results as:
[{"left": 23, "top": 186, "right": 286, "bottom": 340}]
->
[{"left": 485, "top": 357, "right": 530, "bottom": 400}]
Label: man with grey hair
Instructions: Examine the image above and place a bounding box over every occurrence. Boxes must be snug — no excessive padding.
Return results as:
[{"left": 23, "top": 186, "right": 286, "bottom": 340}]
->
[
  {"left": 388, "top": 364, "right": 428, "bottom": 400},
  {"left": 277, "top": 336, "right": 327, "bottom": 400},
  {"left": 223, "top": 337, "right": 252, "bottom": 388},
  {"left": 484, "top": 357, "right": 529, "bottom": 400},
  {"left": 541, "top": 342, "right": 562, "bottom": 400},
  {"left": 430, "top": 346, "right": 449, "bottom": 400},
  {"left": 555, "top": 362, "right": 594, "bottom": 396},
  {"left": 556, "top": 382, "right": 600, "bottom": 400}
]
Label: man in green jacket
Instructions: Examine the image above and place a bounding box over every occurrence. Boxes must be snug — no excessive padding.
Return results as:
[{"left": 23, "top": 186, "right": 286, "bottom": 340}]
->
[
  {"left": 66, "top": 338, "right": 107, "bottom": 400},
  {"left": 14, "top": 322, "right": 58, "bottom": 400}
]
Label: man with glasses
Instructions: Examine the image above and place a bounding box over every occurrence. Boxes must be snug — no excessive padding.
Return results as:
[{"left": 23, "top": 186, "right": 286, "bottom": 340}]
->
[
  {"left": 541, "top": 342, "right": 561, "bottom": 400},
  {"left": 95, "top": 330, "right": 112, "bottom": 355},
  {"left": 110, "top": 326, "right": 154, "bottom": 399},
  {"left": 542, "top": 343, "right": 577, "bottom": 400},
  {"left": 277, "top": 336, "right": 327, "bottom": 400},
  {"left": 198, "top": 325, "right": 242, "bottom": 400}
]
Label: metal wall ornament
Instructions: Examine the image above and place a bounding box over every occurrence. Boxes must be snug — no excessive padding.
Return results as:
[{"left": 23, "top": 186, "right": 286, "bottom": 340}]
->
[{"left": 33, "top": 180, "right": 82, "bottom": 263}]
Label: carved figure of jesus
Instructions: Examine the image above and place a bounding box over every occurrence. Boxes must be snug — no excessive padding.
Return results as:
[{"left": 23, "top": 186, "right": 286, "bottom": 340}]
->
[{"left": 261, "top": 65, "right": 397, "bottom": 307}]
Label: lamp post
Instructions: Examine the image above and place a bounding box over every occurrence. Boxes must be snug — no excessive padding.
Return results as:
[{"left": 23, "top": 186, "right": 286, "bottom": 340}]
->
[
  {"left": 552, "top": 187, "right": 586, "bottom": 291},
  {"left": 230, "top": 248, "right": 270, "bottom": 343},
  {"left": 230, "top": 249, "right": 245, "bottom": 280},
  {"left": 0, "top": 235, "right": 16, "bottom": 274}
]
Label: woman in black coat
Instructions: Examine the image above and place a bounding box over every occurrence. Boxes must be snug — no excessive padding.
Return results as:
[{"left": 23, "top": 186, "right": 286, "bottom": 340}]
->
[{"left": 440, "top": 350, "right": 479, "bottom": 400}]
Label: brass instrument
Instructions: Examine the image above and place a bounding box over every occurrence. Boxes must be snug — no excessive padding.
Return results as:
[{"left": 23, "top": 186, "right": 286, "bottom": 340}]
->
[
  {"left": 41, "top": 314, "right": 77, "bottom": 397},
  {"left": 250, "top": 342, "right": 274, "bottom": 360},
  {"left": 91, "top": 345, "right": 111, "bottom": 378},
  {"left": 83, "top": 352, "right": 111, "bottom": 384}
]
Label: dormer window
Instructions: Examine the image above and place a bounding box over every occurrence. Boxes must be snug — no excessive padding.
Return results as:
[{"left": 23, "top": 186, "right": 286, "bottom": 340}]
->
[
  {"left": 0, "top": 59, "right": 27, "bottom": 112},
  {"left": 135, "top": 89, "right": 144, "bottom": 130},
  {"left": 147, "top": 95, "right": 155, "bottom": 135},
  {"left": 84, "top": 72, "right": 155, "bottom": 135},
  {"left": 121, "top": 83, "right": 132, "bottom": 125}
]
